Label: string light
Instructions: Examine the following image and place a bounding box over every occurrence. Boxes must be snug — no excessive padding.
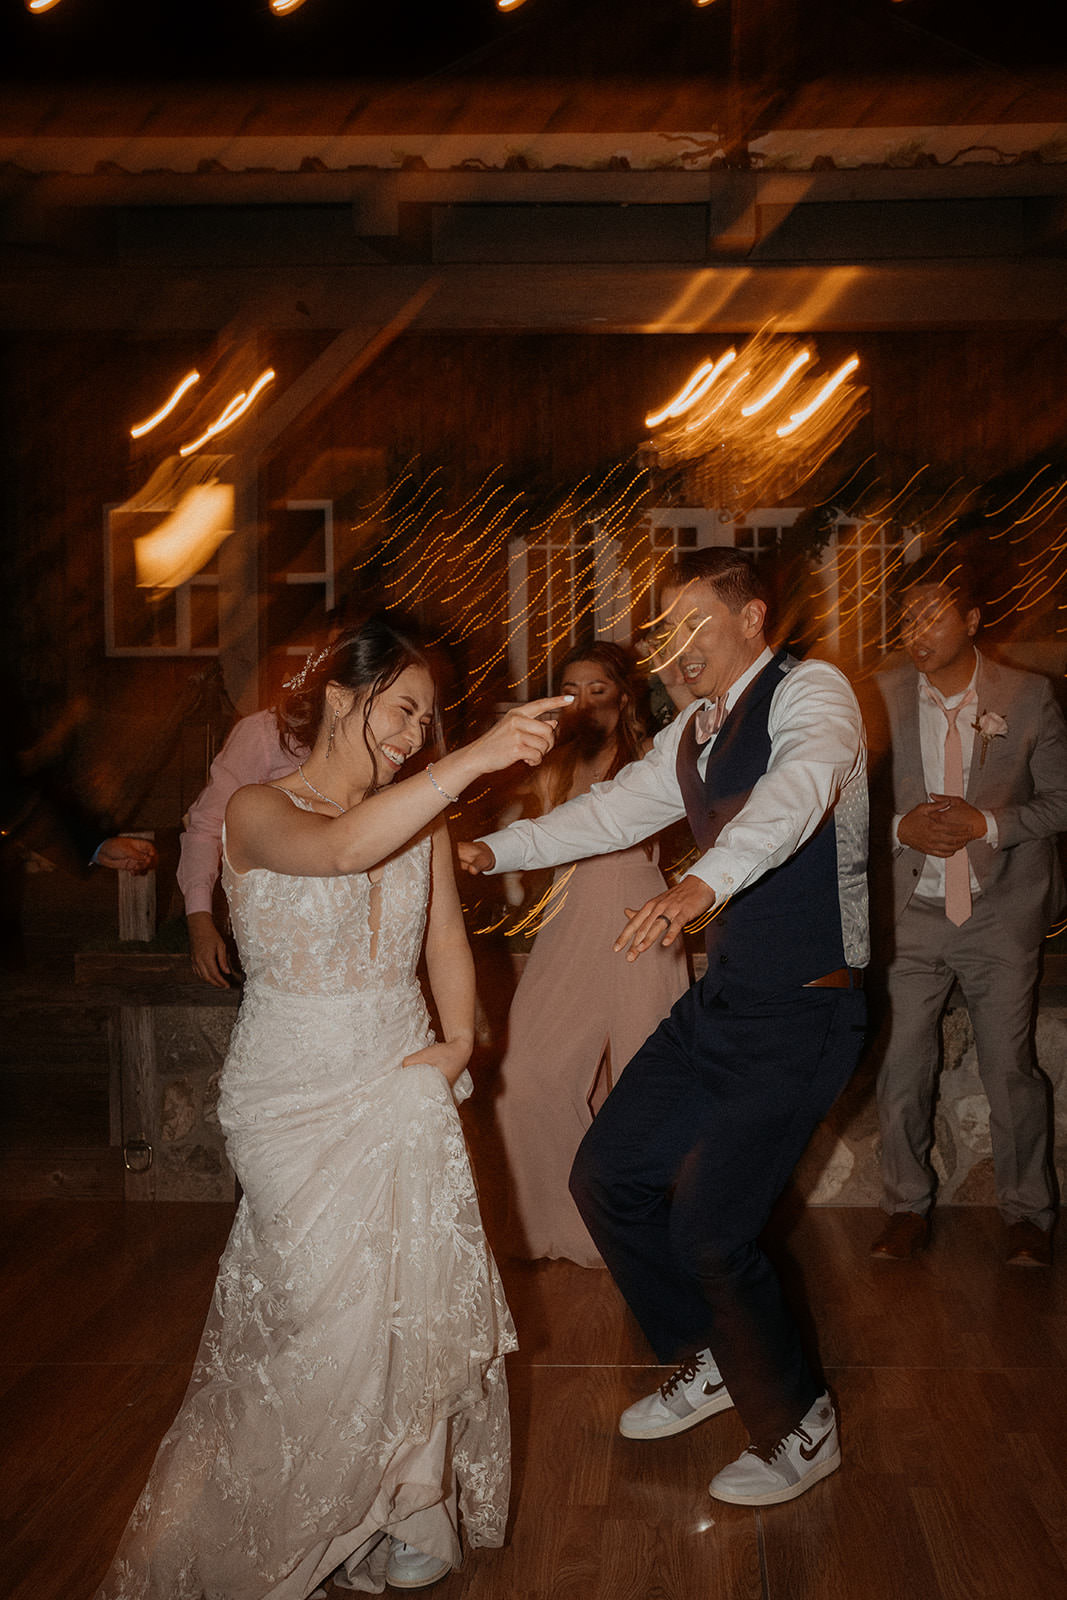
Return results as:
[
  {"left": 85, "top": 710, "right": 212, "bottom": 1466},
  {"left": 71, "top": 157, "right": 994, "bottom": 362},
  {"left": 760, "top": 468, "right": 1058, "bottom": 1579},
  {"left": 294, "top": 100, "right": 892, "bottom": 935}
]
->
[
  {"left": 269, "top": 0, "right": 310, "bottom": 11},
  {"left": 130, "top": 371, "right": 201, "bottom": 439},
  {"left": 26, "top": 0, "right": 64, "bottom": 11}
]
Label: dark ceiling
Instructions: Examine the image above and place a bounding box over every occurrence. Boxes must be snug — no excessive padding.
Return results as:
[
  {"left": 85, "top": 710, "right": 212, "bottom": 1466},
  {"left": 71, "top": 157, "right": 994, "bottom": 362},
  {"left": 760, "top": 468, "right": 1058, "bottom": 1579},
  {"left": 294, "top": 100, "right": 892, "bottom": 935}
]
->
[{"left": 2, "top": 0, "right": 1064, "bottom": 86}]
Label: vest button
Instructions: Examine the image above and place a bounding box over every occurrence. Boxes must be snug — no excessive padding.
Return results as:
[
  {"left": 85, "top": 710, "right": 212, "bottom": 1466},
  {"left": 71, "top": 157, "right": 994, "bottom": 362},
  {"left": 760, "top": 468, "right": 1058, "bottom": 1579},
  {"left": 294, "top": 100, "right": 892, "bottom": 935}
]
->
[{"left": 719, "top": 953, "right": 729, "bottom": 964}]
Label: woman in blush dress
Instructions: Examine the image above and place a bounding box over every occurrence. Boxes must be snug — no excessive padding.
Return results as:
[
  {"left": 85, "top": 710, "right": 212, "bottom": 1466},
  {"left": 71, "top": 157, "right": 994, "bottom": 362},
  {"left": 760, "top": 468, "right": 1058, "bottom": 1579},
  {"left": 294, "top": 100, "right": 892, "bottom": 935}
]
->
[
  {"left": 490, "top": 643, "right": 689, "bottom": 1268},
  {"left": 92, "top": 614, "right": 571, "bottom": 1600}
]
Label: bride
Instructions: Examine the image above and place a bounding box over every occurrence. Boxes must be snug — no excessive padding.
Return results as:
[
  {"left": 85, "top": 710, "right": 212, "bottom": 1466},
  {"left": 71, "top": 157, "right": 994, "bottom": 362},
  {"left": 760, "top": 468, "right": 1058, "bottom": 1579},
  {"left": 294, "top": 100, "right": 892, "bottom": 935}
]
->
[{"left": 94, "top": 613, "right": 569, "bottom": 1600}]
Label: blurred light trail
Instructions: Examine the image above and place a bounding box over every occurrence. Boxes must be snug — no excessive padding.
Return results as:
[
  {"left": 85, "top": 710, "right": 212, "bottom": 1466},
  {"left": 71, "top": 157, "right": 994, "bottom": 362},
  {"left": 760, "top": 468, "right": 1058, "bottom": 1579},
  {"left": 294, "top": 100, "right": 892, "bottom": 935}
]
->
[
  {"left": 741, "top": 350, "right": 811, "bottom": 416},
  {"left": 646, "top": 351, "right": 736, "bottom": 428},
  {"left": 134, "top": 483, "right": 234, "bottom": 590},
  {"left": 130, "top": 371, "right": 201, "bottom": 439},
  {"left": 178, "top": 369, "right": 275, "bottom": 456},
  {"left": 777, "top": 357, "right": 860, "bottom": 438}
]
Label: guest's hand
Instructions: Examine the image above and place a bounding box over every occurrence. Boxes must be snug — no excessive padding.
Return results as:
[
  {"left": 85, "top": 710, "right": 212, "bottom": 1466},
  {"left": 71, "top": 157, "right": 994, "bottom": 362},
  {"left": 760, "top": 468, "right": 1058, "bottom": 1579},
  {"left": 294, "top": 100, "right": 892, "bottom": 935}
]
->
[
  {"left": 614, "top": 874, "right": 715, "bottom": 963},
  {"left": 928, "top": 795, "right": 987, "bottom": 840},
  {"left": 402, "top": 1037, "right": 472, "bottom": 1087},
  {"left": 898, "top": 798, "right": 984, "bottom": 858},
  {"left": 457, "top": 840, "right": 496, "bottom": 875},
  {"left": 95, "top": 835, "right": 157, "bottom": 874},
  {"left": 187, "top": 911, "right": 233, "bottom": 988}
]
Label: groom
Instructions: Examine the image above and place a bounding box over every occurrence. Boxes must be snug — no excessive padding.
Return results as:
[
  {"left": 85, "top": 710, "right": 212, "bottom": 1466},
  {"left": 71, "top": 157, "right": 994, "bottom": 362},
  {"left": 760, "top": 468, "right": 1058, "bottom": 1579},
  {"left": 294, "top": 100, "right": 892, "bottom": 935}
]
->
[{"left": 460, "top": 548, "right": 869, "bottom": 1506}]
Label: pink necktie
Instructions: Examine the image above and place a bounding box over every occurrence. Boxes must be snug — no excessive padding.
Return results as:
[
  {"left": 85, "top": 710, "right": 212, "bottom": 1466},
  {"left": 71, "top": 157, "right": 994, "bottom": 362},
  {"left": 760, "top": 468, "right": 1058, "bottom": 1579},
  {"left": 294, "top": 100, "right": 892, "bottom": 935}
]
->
[
  {"left": 933, "top": 688, "right": 977, "bottom": 927},
  {"left": 693, "top": 697, "right": 726, "bottom": 745}
]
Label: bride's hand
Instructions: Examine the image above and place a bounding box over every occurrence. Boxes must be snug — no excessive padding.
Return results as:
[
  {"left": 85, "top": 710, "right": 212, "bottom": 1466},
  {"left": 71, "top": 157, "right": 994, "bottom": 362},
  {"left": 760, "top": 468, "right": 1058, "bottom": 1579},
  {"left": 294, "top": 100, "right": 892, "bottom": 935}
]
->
[
  {"left": 402, "top": 1038, "right": 473, "bottom": 1087},
  {"left": 465, "top": 694, "right": 573, "bottom": 773}
]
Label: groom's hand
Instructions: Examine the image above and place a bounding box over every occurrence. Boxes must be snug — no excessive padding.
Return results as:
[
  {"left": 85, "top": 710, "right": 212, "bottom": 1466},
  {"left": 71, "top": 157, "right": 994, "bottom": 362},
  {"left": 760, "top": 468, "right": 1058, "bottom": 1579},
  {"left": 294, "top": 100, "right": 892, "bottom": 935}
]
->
[
  {"left": 614, "top": 875, "right": 715, "bottom": 963},
  {"left": 457, "top": 840, "right": 496, "bottom": 875}
]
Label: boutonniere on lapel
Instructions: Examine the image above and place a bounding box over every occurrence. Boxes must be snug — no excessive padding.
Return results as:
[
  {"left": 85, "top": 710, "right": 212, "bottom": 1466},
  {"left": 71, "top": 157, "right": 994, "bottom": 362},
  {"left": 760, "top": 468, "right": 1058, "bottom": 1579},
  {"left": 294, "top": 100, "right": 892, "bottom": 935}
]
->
[{"left": 972, "top": 710, "right": 1008, "bottom": 766}]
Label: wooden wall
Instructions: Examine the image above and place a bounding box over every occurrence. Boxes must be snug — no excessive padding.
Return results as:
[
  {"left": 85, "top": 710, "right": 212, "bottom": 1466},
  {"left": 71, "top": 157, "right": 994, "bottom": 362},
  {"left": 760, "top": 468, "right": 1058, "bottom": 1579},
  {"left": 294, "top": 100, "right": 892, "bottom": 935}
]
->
[{"left": 4, "top": 324, "right": 1067, "bottom": 839}]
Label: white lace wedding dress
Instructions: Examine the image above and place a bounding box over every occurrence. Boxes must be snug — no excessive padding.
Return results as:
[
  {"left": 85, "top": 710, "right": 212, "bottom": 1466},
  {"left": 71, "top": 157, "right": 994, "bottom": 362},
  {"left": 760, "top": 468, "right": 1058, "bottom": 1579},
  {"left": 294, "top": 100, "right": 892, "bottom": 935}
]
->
[{"left": 95, "top": 803, "right": 515, "bottom": 1600}]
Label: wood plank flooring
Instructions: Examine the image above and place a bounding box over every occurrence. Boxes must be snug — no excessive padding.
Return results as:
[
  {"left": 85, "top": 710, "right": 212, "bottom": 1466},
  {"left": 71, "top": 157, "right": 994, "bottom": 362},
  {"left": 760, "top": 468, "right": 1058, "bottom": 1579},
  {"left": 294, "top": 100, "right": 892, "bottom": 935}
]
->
[{"left": 2, "top": 1200, "right": 1065, "bottom": 1600}]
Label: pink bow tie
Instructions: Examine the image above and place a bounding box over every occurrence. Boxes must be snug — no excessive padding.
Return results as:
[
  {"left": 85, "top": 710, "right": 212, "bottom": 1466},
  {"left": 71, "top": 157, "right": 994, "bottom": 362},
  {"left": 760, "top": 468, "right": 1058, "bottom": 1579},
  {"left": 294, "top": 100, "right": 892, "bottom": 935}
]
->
[{"left": 693, "top": 697, "right": 727, "bottom": 745}]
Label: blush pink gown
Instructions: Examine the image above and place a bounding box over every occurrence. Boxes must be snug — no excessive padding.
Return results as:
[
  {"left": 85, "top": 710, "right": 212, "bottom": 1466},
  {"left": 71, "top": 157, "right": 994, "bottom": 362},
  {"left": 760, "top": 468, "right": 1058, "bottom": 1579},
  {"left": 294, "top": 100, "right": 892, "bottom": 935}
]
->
[{"left": 495, "top": 842, "right": 689, "bottom": 1267}]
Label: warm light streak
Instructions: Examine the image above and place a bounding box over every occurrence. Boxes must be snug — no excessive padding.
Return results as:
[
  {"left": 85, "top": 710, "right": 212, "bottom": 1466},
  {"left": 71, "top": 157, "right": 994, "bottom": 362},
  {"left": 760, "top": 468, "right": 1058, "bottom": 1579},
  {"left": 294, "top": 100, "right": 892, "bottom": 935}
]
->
[
  {"left": 134, "top": 483, "right": 234, "bottom": 589},
  {"left": 776, "top": 357, "right": 860, "bottom": 438},
  {"left": 270, "top": 0, "right": 309, "bottom": 12},
  {"left": 985, "top": 465, "right": 1053, "bottom": 523},
  {"left": 686, "top": 897, "right": 730, "bottom": 934},
  {"left": 637, "top": 606, "right": 698, "bottom": 675},
  {"left": 497, "top": 0, "right": 529, "bottom": 9},
  {"left": 861, "top": 466, "right": 930, "bottom": 521},
  {"left": 130, "top": 371, "right": 201, "bottom": 439},
  {"left": 645, "top": 351, "right": 736, "bottom": 428},
  {"left": 741, "top": 350, "right": 811, "bottom": 417},
  {"left": 684, "top": 368, "right": 749, "bottom": 431},
  {"left": 178, "top": 369, "right": 276, "bottom": 456},
  {"left": 27, "top": 0, "right": 65, "bottom": 11},
  {"left": 1008, "top": 480, "right": 1067, "bottom": 527}
]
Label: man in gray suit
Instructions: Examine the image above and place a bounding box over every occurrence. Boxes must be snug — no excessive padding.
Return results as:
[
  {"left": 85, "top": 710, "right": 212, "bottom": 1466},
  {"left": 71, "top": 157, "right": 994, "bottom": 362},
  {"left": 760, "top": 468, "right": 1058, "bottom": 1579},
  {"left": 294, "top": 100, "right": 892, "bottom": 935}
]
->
[{"left": 869, "top": 556, "right": 1067, "bottom": 1266}]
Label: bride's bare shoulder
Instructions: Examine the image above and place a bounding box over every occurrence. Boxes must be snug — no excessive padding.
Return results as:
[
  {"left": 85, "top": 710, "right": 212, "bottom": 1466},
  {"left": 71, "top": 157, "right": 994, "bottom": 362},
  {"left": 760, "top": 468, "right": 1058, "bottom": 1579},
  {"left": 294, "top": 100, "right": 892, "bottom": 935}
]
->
[{"left": 227, "top": 782, "right": 301, "bottom": 825}]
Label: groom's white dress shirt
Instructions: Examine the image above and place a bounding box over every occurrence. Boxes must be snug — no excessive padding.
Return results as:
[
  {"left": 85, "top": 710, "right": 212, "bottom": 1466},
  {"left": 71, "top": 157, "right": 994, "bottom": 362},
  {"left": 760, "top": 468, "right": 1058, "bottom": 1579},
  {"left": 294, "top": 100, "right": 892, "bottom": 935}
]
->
[{"left": 479, "top": 648, "right": 870, "bottom": 969}]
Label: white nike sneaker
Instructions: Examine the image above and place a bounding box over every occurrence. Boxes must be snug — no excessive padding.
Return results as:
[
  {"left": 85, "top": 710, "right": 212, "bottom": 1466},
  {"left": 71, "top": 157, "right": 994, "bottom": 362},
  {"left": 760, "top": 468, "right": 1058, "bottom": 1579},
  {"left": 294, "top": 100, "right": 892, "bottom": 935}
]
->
[
  {"left": 708, "top": 1391, "right": 840, "bottom": 1506},
  {"left": 619, "top": 1349, "right": 734, "bottom": 1439}
]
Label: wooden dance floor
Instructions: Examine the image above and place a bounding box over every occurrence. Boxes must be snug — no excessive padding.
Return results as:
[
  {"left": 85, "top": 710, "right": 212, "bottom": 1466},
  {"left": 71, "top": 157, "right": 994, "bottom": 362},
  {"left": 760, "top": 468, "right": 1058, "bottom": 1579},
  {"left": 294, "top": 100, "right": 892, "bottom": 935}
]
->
[{"left": 2, "top": 1199, "right": 1065, "bottom": 1600}]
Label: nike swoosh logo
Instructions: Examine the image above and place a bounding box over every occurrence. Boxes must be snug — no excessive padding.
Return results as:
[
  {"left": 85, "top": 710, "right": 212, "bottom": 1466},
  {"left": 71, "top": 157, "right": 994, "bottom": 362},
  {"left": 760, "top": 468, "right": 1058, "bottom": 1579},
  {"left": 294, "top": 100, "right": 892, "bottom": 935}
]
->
[
  {"left": 701, "top": 1381, "right": 728, "bottom": 1398},
  {"left": 798, "top": 1427, "right": 835, "bottom": 1463}
]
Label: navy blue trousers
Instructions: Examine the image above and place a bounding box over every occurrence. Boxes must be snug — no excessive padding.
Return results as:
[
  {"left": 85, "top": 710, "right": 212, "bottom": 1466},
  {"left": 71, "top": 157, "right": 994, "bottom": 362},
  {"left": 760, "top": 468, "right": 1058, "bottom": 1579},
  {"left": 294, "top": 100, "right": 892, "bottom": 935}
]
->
[{"left": 570, "top": 974, "right": 866, "bottom": 1450}]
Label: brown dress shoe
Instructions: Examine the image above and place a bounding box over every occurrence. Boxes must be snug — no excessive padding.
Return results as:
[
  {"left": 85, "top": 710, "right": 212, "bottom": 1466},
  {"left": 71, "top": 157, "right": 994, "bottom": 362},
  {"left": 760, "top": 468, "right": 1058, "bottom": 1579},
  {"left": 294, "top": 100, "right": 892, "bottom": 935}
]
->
[
  {"left": 870, "top": 1211, "right": 930, "bottom": 1260},
  {"left": 1005, "top": 1220, "right": 1052, "bottom": 1267}
]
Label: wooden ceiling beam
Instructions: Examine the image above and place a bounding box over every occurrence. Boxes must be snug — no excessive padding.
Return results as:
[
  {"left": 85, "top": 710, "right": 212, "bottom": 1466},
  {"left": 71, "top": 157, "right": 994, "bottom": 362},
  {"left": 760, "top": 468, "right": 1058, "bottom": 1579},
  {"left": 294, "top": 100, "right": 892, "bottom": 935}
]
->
[{"left": 3, "top": 260, "right": 1066, "bottom": 334}]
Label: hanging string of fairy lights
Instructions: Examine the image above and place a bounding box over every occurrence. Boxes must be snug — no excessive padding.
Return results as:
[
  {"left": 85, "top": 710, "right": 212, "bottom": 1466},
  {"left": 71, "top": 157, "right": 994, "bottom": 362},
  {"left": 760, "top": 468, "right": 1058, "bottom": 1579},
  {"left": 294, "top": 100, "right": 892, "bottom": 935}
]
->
[{"left": 24, "top": 0, "right": 722, "bottom": 12}]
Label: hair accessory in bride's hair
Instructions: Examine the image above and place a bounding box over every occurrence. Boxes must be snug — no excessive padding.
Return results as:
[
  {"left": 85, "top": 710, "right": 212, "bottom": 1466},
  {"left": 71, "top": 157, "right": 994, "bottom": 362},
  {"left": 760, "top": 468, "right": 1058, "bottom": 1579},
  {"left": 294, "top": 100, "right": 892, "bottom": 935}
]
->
[{"left": 283, "top": 643, "right": 331, "bottom": 691}]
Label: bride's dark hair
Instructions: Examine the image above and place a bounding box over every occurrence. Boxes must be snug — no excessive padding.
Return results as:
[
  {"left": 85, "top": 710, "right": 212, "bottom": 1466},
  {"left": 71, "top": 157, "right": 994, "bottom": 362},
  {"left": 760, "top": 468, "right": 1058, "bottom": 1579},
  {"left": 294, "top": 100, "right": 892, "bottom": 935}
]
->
[{"left": 278, "top": 610, "right": 441, "bottom": 770}]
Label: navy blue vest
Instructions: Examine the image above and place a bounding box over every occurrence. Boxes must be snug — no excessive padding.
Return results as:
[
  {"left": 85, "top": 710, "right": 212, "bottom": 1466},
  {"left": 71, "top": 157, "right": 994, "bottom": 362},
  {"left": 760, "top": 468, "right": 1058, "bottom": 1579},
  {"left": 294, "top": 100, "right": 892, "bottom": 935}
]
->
[{"left": 676, "top": 650, "right": 846, "bottom": 992}]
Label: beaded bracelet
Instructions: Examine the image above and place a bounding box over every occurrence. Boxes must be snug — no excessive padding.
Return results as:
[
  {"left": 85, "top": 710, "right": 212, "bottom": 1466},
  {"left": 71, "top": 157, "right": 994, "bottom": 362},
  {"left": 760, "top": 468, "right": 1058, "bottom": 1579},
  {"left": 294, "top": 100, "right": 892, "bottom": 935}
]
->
[{"left": 426, "top": 764, "right": 460, "bottom": 805}]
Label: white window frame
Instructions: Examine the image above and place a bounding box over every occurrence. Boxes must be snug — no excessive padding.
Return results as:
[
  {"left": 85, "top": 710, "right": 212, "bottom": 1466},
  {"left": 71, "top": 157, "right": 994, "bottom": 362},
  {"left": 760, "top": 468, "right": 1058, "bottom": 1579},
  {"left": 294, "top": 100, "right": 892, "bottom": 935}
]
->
[
  {"left": 277, "top": 499, "right": 335, "bottom": 657},
  {"left": 103, "top": 503, "right": 220, "bottom": 658}
]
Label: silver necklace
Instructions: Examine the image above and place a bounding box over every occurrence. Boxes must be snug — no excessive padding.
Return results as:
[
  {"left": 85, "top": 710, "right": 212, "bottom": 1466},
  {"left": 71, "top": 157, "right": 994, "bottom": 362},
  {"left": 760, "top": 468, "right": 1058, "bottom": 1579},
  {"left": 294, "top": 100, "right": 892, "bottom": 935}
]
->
[{"left": 298, "top": 765, "right": 345, "bottom": 812}]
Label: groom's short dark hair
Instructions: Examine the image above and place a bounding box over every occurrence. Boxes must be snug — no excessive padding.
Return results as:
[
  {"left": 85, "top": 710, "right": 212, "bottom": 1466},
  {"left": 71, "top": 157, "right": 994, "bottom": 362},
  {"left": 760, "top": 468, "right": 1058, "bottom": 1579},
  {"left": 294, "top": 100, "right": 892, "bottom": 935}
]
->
[{"left": 665, "top": 548, "right": 769, "bottom": 616}]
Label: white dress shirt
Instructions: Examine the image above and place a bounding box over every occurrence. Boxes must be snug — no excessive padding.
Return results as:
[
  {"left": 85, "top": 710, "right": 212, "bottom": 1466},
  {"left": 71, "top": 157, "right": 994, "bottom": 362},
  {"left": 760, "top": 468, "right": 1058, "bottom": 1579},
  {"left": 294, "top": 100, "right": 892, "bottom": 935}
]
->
[
  {"left": 479, "top": 646, "right": 870, "bottom": 967},
  {"left": 893, "top": 653, "right": 998, "bottom": 902}
]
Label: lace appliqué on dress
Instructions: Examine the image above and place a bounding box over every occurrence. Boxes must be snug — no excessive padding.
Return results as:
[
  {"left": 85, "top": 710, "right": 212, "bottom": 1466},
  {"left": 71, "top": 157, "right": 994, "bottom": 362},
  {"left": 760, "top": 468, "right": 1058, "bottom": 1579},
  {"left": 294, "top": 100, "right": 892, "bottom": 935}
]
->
[{"left": 95, "top": 817, "right": 513, "bottom": 1600}]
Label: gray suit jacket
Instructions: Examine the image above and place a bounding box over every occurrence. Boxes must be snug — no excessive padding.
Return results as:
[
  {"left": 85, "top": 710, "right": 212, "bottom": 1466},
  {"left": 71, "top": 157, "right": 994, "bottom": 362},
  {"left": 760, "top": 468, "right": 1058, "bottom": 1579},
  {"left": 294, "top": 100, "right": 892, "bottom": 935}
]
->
[{"left": 875, "top": 652, "right": 1067, "bottom": 943}]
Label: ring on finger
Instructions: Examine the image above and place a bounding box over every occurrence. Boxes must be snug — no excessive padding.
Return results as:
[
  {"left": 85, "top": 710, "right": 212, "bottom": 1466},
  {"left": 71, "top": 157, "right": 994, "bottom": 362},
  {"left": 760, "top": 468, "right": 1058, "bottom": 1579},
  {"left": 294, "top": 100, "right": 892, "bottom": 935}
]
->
[{"left": 655, "top": 913, "right": 670, "bottom": 927}]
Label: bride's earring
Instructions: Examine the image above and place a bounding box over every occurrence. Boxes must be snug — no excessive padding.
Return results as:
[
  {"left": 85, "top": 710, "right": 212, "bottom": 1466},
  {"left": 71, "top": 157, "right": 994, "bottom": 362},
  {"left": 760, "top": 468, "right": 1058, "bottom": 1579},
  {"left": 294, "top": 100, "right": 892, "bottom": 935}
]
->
[{"left": 326, "top": 713, "right": 337, "bottom": 759}]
